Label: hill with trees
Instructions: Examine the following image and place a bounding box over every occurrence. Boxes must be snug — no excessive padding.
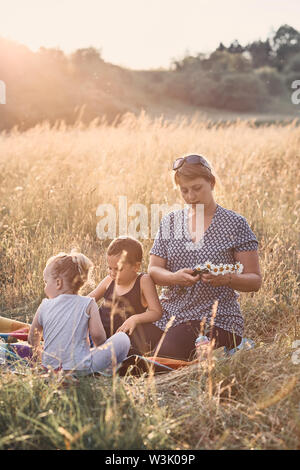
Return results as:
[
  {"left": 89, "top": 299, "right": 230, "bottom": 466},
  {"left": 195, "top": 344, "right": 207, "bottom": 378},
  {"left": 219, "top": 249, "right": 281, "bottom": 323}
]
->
[{"left": 0, "top": 24, "right": 300, "bottom": 131}]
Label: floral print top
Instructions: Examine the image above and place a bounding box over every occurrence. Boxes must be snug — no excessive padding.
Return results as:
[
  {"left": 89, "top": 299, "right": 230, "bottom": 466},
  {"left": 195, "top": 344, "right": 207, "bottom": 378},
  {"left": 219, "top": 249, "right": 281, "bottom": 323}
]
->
[{"left": 150, "top": 204, "right": 258, "bottom": 336}]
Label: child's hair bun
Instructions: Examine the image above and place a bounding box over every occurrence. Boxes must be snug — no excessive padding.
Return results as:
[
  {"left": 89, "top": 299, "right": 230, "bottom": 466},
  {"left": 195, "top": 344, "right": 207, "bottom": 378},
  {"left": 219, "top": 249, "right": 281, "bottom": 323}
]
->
[
  {"left": 70, "top": 249, "right": 93, "bottom": 282},
  {"left": 46, "top": 250, "right": 94, "bottom": 293}
]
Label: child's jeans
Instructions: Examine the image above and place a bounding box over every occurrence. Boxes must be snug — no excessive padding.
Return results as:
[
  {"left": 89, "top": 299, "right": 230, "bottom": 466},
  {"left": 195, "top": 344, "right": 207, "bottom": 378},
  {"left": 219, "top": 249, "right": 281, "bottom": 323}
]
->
[
  {"left": 90, "top": 332, "right": 130, "bottom": 374},
  {"left": 9, "top": 333, "right": 130, "bottom": 376}
]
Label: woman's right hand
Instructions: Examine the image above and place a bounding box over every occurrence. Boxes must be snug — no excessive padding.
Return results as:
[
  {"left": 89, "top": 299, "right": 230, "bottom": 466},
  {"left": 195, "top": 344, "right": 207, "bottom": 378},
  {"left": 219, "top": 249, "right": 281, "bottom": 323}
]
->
[
  {"left": 172, "top": 269, "right": 200, "bottom": 287},
  {"left": 148, "top": 255, "right": 200, "bottom": 287}
]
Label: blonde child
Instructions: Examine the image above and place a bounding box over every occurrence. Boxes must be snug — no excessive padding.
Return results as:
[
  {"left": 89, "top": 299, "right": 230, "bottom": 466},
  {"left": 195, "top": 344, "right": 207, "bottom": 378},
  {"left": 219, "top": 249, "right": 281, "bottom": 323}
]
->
[
  {"left": 28, "top": 251, "right": 130, "bottom": 374},
  {"left": 88, "top": 237, "right": 162, "bottom": 355}
]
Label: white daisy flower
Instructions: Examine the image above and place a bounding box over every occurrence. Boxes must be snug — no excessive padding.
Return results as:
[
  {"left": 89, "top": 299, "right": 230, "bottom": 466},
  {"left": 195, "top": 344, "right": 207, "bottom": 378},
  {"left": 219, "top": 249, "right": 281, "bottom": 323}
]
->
[
  {"left": 204, "top": 261, "right": 213, "bottom": 272},
  {"left": 224, "top": 264, "right": 232, "bottom": 273},
  {"left": 218, "top": 264, "right": 226, "bottom": 275},
  {"left": 195, "top": 264, "right": 205, "bottom": 272},
  {"left": 235, "top": 262, "right": 243, "bottom": 274},
  {"left": 211, "top": 265, "right": 220, "bottom": 276}
]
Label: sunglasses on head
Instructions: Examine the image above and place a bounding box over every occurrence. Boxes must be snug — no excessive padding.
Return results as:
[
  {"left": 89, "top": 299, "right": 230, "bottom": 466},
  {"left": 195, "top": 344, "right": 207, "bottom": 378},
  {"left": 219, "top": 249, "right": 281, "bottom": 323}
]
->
[{"left": 172, "top": 154, "right": 211, "bottom": 172}]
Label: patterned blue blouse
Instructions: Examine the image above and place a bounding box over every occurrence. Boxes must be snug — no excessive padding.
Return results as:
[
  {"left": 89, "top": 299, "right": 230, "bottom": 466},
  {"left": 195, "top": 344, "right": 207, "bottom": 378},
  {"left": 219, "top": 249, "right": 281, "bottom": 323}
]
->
[{"left": 150, "top": 204, "right": 258, "bottom": 337}]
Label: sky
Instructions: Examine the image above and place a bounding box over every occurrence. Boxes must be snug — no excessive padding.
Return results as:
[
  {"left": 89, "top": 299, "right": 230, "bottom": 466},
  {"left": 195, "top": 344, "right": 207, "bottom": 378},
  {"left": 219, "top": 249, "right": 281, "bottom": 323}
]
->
[{"left": 1, "top": 0, "right": 300, "bottom": 70}]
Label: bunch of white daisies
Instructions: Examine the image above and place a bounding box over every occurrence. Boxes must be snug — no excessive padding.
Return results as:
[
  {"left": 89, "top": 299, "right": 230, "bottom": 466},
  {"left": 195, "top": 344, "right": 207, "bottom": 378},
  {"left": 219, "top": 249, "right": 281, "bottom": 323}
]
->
[{"left": 194, "top": 261, "right": 244, "bottom": 276}]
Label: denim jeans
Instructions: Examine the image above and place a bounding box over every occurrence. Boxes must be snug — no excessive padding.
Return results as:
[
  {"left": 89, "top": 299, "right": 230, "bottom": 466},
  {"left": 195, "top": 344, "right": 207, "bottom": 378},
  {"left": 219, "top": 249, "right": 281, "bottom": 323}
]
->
[{"left": 90, "top": 331, "right": 130, "bottom": 374}]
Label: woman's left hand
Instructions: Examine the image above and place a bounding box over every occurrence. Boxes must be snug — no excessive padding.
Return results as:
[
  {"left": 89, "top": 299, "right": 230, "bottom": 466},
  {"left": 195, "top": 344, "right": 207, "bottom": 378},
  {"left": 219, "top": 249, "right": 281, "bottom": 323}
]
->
[{"left": 201, "top": 273, "right": 231, "bottom": 287}]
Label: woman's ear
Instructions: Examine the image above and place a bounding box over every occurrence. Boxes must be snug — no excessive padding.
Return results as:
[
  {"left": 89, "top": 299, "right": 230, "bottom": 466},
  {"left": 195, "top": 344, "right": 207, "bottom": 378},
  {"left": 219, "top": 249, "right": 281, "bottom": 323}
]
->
[{"left": 211, "top": 175, "right": 216, "bottom": 190}]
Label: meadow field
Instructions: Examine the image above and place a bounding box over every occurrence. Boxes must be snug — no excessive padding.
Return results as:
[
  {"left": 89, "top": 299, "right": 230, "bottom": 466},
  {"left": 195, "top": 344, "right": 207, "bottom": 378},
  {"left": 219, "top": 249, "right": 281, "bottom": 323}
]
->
[{"left": 0, "top": 113, "right": 299, "bottom": 450}]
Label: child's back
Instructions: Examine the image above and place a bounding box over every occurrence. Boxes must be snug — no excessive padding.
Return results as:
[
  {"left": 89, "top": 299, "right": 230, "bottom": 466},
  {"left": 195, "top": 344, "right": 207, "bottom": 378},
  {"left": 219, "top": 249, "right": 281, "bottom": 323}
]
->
[
  {"left": 29, "top": 251, "right": 130, "bottom": 375},
  {"left": 39, "top": 294, "right": 93, "bottom": 371}
]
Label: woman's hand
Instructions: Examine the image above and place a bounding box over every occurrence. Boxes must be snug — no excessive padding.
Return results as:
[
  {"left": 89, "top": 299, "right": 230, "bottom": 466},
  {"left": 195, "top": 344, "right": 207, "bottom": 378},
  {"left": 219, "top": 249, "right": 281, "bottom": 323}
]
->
[
  {"left": 172, "top": 268, "right": 200, "bottom": 287},
  {"left": 201, "top": 273, "right": 231, "bottom": 287},
  {"left": 201, "top": 251, "right": 262, "bottom": 292},
  {"left": 117, "top": 316, "right": 138, "bottom": 336}
]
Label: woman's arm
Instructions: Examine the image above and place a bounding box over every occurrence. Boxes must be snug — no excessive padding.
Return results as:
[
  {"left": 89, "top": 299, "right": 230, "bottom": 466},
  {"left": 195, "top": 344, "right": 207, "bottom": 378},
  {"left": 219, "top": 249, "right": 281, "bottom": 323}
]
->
[
  {"left": 201, "top": 250, "right": 262, "bottom": 292},
  {"left": 233, "top": 250, "right": 262, "bottom": 291},
  {"left": 87, "top": 275, "right": 112, "bottom": 302},
  {"left": 148, "top": 254, "right": 200, "bottom": 287},
  {"left": 117, "top": 274, "right": 163, "bottom": 335},
  {"left": 28, "top": 306, "right": 43, "bottom": 361},
  {"left": 87, "top": 299, "right": 107, "bottom": 347}
]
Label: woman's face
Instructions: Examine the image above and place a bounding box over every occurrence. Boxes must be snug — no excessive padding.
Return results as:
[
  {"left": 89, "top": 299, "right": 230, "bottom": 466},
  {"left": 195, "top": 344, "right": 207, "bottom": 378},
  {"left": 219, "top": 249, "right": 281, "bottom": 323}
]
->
[{"left": 178, "top": 175, "right": 214, "bottom": 207}]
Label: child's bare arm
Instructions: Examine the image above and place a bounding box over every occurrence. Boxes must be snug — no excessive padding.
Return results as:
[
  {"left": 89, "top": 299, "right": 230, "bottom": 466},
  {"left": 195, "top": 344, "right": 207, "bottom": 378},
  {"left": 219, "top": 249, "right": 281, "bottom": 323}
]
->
[
  {"left": 87, "top": 276, "right": 112, "bottom": 302},
  {"left": 87, "top": 298, "right": 107, "bottom": 347},
  {"left": 28, "top": 306, "right": 43, "bottom": 360},
  {"left": 117, "top": 274, "right": 162, "bottom": 335},
  {"left": 139, "top": 274, "right": 162, "bottom": 322}
]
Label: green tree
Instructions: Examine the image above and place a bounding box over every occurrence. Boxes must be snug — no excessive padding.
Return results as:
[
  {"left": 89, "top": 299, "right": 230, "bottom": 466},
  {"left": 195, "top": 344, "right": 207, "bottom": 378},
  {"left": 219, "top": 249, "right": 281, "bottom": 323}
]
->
[
  {"left": 246, "top": 40, "right": 273, "bottom": 68},
  {"left": 71, "top": 47, "right": 104, "bottom": 76},
  {"left": 271, "top": 24, "right": 300, "bottom": 70},
  {"left": 215, "top": 73, "right": 269, "bottom": 111},
  {"left": 255, "top": 67, "right": 285, "bottom": 96},
  {"left": 227, "top": 39, "right": 244, "bottom": 54},
  {"left": 284, "top": 52, "right": 300, "bottom": 72}
]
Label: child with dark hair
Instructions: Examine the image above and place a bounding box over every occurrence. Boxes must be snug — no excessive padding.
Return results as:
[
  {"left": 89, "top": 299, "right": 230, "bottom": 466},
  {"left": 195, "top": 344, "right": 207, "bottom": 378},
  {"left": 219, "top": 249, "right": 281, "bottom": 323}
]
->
[{"left": 88, "top": 237, "right": 162, "bottom": 355}]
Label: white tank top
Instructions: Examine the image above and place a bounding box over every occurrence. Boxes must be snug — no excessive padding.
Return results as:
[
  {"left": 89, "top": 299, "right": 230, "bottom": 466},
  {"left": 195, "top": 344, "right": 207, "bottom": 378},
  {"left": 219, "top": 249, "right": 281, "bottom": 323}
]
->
[{"left": 38, "top": 294, "right": 93, "bottom": 371}]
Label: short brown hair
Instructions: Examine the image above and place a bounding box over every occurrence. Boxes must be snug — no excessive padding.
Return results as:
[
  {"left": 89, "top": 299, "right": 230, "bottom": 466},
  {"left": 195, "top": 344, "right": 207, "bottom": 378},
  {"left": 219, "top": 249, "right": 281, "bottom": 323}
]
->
[
  {"left": 174, "top": 161, "right": 216, "bottom": 187},
  {"left": 107, "top": 237, "right": 143, "bottom": 264}
]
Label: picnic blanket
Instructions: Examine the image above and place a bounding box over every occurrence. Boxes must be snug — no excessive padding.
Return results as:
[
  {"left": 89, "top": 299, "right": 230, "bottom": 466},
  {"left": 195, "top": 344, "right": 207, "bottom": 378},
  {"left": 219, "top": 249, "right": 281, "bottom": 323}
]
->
[
  {"left": 0, "top": 342, "right": 32, "bottom": 370},
  {"left": 117, "top": 338, "right": 256, "bottom": 376},
  {"left": 0, "top": 328, "right": 29, "bottom": 342},
  {"left": 0, "top": 314, "right": 255, "bottom": 375},
  {"left": 0, "top": 316, "right": 30, "bottom": 333}
]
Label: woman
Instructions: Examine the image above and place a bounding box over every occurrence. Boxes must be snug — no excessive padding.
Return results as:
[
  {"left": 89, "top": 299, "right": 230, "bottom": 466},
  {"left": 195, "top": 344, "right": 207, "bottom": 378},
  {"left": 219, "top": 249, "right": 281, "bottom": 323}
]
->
[{"left": 147, "top": 154, "right": 262, "bottom": 361}]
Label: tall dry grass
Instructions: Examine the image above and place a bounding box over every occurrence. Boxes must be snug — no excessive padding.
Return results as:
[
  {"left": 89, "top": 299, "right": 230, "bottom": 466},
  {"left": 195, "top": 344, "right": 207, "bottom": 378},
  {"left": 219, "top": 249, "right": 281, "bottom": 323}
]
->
[{"left": 0, "top": 113, "right": 299, "bottom": 449}]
